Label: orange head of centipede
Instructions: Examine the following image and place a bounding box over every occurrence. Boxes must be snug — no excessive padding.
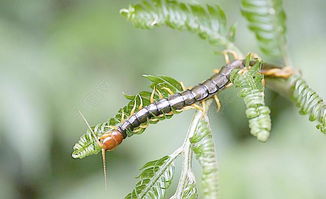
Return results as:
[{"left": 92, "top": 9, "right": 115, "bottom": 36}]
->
[{"left": 98, "top": 130, "right": 124, "bottom": 151}]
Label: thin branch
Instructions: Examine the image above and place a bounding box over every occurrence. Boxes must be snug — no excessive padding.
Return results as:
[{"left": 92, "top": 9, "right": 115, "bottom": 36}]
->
[{"left": 171, "top": 100, "right": 212, "bottom": 198}]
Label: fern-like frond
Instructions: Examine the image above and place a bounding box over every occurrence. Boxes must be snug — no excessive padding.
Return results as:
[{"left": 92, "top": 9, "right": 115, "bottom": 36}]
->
[
  {"left": 241, "top": 0, "right": 287, "bottom": 59},
  {"left": 181, "top": 172, "right": 198, "bottom": 199},
  {"left": 72, "top": 122, "right": 109, "bottom": 159},
  {"left": 289, "top": 75, "right": 326, "bottom": 133},
  {"left": 125, "top": 156, "right": 175, "bottom": 199},
  {"left": 190, "top": 115, "right": 218, "bottom": 199},
  {"left": 121, "top": 0, "right": 237, "bottom": 50},
  {"left": 230, "top": 55, "right": 272, "bottom": 141},
  {"left": 72, "top": 75, "right": 183, "bottom": 159}
]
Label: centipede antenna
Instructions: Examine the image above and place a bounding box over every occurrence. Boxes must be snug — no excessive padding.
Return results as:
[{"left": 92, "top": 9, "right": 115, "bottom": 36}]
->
[
  {"left": 79, "top": 111, "right": 108, "bottom": 189},
  {"left": 102, "top": 148, "right": 108, "bottom": 190},
  {"left": 78, "top": 111, "right": 101, "bottom": 146}
]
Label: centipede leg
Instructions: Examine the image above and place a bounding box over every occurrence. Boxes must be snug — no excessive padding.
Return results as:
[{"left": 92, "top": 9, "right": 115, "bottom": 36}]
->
[
  {"left": 181, "top": 106, "right": 193, "bottom": 111},
  {"left": 223, "top": 50, "right": 231, "bottom": 64},
  {"left": 107, "top": 125, "right": 119, "bottom": 130},
  {"left": 250, "top": 52, "right": 260, "bottom": 60},
  {"left": 120, "top": 111, "right": 125, "bottom": 123},
  {"left": 180, "top": 81, "right": 192, "bottom": 90},
  {"left": 162, "top": 87, "right": 175, "bottom": 95},
  {"left": 223, "top": 50, "right": 240, "bottom": 64},
  {"left": 138, "top": 95, "right": 143, "bottom": 110},
  {"left": 156, "top": 89, "right": 164, "bottom": 99},
  {"left": 192, "top": 104, "right": 205, "bottom": 112},
  {"left": 201, "top": 100, "right": 207, "bottom": 113},
  {"left": 180, "top": 81, "right": 186, "bottom": 91},
  {"left": 228, "top": 50, "right": 240, "bottom": 60},
  {"left": 261, "top": 66, "right": 295, "bottom": 78},
  {"left": 150, "top": 87, "right": 156, "bottom": 103},
  {"left": 214, "top": 95, "right": 222, "bottom": 112},
  {"left": 139, "top": 123, "right": 149, "bottom": 129},
  {"left": 130, "top": 100, "right": 137, "bottom": 116},
  {"left": 213, "top": 69, "right": 220, "bottom": 74},
  {"left": 225, "top": 82, "right": 233, "bottom": 88}
]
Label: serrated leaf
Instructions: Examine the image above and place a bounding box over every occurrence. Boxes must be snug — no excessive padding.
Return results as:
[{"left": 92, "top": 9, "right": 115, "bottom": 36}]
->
[
  {"left": 241, "top": 0, "right": 287, "bottom": 59},
  {"left": 190, "top": 115, "right": 218, "bottom": 199},
  {"left": 125, "top": 156, "right": 175, "bottom": 199},
  {"left": 121, "top": 0, "right": 236, "bottom": 50}
]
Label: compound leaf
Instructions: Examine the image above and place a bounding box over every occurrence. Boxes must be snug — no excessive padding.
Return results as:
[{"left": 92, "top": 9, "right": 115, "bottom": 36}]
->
[
  {"left": 121, "top": 0, "right": 236, "bottom": 50},
  {"left": 241, "top": 0, "right": 287, "bottom": 59},
  {"left": 125, "top": 156, "right": 175, "bottom": 199}
]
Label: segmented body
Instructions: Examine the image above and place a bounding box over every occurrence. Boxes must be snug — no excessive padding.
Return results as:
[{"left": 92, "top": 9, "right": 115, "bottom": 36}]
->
[{"left": 100, "top": 60, "right": 244, "bottom": 150}]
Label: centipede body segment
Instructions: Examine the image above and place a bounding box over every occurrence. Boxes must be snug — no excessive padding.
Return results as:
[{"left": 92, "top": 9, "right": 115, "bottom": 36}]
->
[{"left": 99, "top": 60, "right": 245, "bottom": 150}]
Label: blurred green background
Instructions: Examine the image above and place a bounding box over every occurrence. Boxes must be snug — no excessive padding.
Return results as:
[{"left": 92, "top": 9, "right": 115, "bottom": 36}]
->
[{"left": 0, "top": 0, "right": 325, "bottom": 198}]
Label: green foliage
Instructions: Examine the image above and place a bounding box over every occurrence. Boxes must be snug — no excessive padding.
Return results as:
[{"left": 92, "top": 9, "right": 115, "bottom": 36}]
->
[
  {"left": 125, "top": 156, "right": 175, "bottom": 199},
  {"left": 190, "top": 115, "right": 219, "bottom": 198},
  {"left": 72, "top": 75, "right": 183, "bottom": 159},
  {"left": 72, "top": 123, "right": 104, "bottom": 159},
  {"left": 111, "top": 75, "right": 184, "bottom": 137},
  {"left": 290, "top": 75, "right": 326, "bottom": 133},
  {"left": 120, "top": 0, "right": 237, "bottom": 50},
  {"left": 71, "top": 0, "right": 326, "bottom": 198},
  {"left": 180, "top": 172, "right": 198, "bottom": 199},
  {"left": 241, "top": 0, "right": 287, "bottom": 59},
  {"left": 230, "top": 55, "right": 272, "bottom": 142}
]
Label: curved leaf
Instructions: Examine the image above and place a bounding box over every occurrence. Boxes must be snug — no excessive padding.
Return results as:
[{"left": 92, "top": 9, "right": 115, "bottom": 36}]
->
[
  {"left": 230, "top": 55, "right": 272, "bottom": 142},
  {"left": 241, "top": 0, "right": 287, "bottom": 59},
  {"left": 121, "top": 0, "right": 236, "bottom": 50},
  {"left": 289, "top": 75, "right": 326, "bottom": 133},
  {"left": 190, "top": 115, "right": 218, "bottom": 199}
]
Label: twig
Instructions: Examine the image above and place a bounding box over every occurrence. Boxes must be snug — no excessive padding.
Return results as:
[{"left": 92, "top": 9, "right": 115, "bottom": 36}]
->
[{"left": 171, "top": 100, "right": 212, "bottom": 198}]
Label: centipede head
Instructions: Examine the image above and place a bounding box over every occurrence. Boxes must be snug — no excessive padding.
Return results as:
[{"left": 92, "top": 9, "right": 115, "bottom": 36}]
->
[
  {"left": 79, "top": 111, "right": 123, "bottom": 189},
  {"left": 98, "top": 130, "right": 124, "bottom": 151}
]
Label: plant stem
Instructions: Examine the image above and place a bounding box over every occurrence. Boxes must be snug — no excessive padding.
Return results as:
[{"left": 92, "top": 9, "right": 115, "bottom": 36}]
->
[{"left": 171, "top": 100, "right": 212, "bottom": 198}]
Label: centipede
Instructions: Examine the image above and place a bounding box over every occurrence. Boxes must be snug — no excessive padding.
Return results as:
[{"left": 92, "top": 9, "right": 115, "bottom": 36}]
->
[
  {"left": 75, "top": 59, "right": 294, "bottom": 155},
  {"left": 74, "top": 57, "right": 295, "bottom": 188},
  {"left": 95, "top": 60, "right": 245, "bottom": 151}
]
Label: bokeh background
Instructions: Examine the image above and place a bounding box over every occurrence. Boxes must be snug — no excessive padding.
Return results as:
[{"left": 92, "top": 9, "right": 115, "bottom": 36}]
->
[{"left": 1, "top": 0, "right": 325, "bottom": 198}]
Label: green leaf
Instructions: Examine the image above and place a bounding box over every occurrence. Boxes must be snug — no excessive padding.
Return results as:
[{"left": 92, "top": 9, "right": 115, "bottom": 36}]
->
[
  {"left": 72, "top": 75, "right": 183, "bottom": 159},
  {"left": 230, "top": 54, "right": 272, "bottom": 142},
  {"left": 125, "top": 156, "right": 175, "bottom": 199},
  {"left": 121, "top": 0, "right": 236, "bottom": 50},
  {"left": 143, "top": 74, "right": 183, "bottom": 95},
  {"left": 289, "top": 75, "right": 326, "bottom": 133},
  {"left": 181, "top": 172, "right": 198, "bottom": 199},
  {"left": 241, "top": 0, "right": 287, "bottom": 59},
  {"left": 190, "top": 115, "right": 218, "bottom": 199},
  {"left": 72, "top": 121, "right": 109, "bottom": 159}
]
